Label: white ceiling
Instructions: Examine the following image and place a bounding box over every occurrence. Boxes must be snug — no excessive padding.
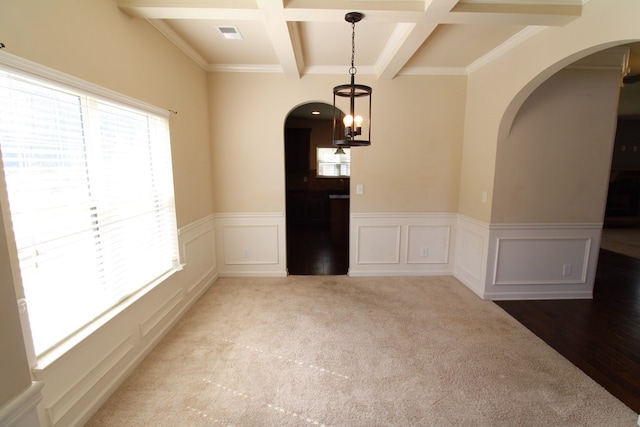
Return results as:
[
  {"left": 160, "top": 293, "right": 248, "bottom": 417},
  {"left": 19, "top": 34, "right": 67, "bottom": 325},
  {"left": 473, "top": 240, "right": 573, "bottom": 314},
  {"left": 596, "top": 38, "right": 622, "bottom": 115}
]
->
[{"left": 118, "top": 0, "right": 594, "bottom": 80}]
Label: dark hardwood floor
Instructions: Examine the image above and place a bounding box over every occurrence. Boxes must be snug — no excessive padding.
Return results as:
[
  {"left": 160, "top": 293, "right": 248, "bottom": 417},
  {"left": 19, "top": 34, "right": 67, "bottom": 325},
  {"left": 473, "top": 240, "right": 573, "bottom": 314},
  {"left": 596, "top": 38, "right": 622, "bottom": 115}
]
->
[
  {"left": 496, "top": 248, "right": 640, "bottom": 413},
  {"left": 286, "top": 223, "right": 349, "bottom": 275}
]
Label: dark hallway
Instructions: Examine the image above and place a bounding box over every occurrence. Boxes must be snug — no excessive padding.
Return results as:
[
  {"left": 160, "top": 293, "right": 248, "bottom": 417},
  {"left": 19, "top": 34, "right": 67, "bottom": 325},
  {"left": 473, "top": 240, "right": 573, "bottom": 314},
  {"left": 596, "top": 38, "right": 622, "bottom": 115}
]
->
[{"left": 286, "top": 223, "right": 349, "bottom": 275}]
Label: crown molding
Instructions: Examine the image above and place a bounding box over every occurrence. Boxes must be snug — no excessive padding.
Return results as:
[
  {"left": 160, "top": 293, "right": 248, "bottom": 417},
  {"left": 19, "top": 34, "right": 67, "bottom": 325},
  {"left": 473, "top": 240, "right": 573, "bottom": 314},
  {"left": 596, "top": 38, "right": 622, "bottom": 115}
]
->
[
  {"left": 466, "top": 25, "right": 545, "bottom": 74},
  {"left": 147, "top": 19, "right": 209, "bottom": 71},
  {"left": 206, "top": 64, "right": 284, "bottom": 73}
]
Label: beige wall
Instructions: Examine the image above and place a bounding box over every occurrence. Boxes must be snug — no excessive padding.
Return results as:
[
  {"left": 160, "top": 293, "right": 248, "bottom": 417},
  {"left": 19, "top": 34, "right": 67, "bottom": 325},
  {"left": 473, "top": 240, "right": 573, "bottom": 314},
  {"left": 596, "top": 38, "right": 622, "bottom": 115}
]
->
[
  {"left": 208, "top": 72, "right": 466, "bottom": 214},
  {"left": 0, "top": 0, "right": 214, "bottom": 414},
  {"left": 492, "top": 68, "right": 621, "bottom": 223}
]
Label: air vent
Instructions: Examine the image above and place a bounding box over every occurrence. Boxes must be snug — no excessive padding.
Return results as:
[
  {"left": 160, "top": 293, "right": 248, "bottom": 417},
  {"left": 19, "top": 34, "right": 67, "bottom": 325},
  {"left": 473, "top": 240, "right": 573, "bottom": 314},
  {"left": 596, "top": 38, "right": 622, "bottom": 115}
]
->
[{"left": 217, "top": 26, "right": 243, "bottom": 40}]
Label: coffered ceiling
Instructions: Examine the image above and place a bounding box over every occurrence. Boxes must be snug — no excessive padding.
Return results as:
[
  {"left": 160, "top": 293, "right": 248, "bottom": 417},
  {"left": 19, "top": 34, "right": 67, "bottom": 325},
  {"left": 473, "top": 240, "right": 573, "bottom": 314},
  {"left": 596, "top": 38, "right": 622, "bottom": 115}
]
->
[{"left": 118, "top": 0, "right": 592, "bottom": 79}]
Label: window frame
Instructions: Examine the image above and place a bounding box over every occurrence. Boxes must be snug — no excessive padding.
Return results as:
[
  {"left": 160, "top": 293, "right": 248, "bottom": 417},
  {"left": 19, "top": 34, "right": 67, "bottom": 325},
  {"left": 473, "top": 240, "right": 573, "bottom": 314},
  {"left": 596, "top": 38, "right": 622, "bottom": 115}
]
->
[
  {"left": 316, "top": 146, "right": 351, "bottom": 178},
  {"left": 0, "top": 52, "right": 182, "bottom": 365}
]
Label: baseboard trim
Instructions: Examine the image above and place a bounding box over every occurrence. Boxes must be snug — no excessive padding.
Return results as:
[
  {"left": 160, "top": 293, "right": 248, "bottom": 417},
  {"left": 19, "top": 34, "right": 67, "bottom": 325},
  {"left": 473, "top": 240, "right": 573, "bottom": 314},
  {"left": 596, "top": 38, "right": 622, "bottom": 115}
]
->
[
  {"left": 219, "top": 271, "right": 287, "bottom": 278},
  {"left": 0, "top": 381, "right": 44, "bottom": 427},
  {"left": 348, "top": 269, "right": 454, "bottom": 277},
  {"left": 485, "top": 290, "right": 593, "bottom": 300}
]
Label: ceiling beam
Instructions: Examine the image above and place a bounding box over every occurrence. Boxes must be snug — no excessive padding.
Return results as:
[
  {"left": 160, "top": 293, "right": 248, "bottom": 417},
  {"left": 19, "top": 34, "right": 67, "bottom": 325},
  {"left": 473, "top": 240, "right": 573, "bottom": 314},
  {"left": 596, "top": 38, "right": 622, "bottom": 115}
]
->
[
  {"left": 445, "top": 3, "right": 582, "bottom": 25},
  {"left": 442, "top": 2, "right": 582, "bottom": 26},
  {"left": 256, "top": 0, "right": 302, "bottom": 79},
  {"left": 376, "top": 0, "right": 460, "bottom": 80}
]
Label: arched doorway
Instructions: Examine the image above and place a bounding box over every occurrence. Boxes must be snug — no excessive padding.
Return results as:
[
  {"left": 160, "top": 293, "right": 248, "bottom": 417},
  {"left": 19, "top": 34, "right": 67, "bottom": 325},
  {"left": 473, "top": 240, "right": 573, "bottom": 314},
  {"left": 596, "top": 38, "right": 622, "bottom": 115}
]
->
[
  {"left": 493, "top": 43, "right": 640, "bottom": 256},
  {"left": 284, "top": 102, "right": 350, "bottom": 275}
]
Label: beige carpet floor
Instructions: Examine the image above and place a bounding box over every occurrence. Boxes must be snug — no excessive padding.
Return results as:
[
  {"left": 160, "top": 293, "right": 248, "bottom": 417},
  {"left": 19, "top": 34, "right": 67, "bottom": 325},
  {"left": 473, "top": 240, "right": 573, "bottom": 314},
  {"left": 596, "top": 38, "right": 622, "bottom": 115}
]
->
[{"left": 87, "top": 276, "right": 637, "bottom": 426}]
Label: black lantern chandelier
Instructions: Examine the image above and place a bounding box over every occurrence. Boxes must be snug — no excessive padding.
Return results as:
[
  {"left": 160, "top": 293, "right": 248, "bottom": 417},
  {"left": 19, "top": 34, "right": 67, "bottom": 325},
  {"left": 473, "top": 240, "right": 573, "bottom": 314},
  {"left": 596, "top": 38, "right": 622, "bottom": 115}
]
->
[{"left": 333, "top": 12, "right": 372, "bottom": 147}]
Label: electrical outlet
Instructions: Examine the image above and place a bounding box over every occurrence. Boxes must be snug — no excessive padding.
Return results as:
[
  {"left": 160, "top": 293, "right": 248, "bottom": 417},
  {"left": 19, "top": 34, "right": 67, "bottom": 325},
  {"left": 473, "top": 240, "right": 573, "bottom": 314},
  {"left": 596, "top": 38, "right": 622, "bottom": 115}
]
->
[
  {"left": 243, "top": 248, "right": 250, "bottom": 259},
  {"left": 420, "top": 247, "right": 428, "bottom": 257},
  {"left": 562, "top": 264, "right": 572, "bottom": 277}
]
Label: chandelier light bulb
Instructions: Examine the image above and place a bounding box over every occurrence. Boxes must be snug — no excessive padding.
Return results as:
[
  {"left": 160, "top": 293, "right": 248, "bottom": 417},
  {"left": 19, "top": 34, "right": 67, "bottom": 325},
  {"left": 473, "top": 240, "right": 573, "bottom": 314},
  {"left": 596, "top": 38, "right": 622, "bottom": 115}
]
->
[
  {"left": 354, "top": 115, "right": 363, "bottom": 128},
  {"left": 343, "top": 114, "right": 354, "bottom": 127}
]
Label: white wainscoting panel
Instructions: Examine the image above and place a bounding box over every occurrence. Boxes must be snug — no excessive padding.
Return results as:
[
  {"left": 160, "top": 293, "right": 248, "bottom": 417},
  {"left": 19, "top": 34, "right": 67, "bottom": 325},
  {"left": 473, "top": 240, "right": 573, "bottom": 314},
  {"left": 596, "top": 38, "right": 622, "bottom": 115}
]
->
[
  {"left": 215, "top": 213, "right": 287, "bottom": 277},
  {"left": 349, "top": 213, "right": 457, "bottom": 276},
  {"left": 407, "top": 225, "right": 450, "bottom": 264},
  {"left": 453, "top": 215, "right": 490, "bottom": 298},
  {"left": 357, "top": 225, "right": 401, "bottom": 264},
  {"left": 223, "top": 225, "right": 279, "bottom": 265},
  {"left": 139, "top": 288, "right": 184, "bottom": 338},
  {"left": 180, "top": 215, "right": 217, "bottom": 294},
  {"left": 31, "top": 214, "right": 218, "bottom": 426},
  {"left": 45, "top": 334, "right": 135, "bottom": 425},
  {"left": 493, "top": 237, "right": 589, "bottom": 285},
  {"left": 484, "top": 223, "right": 602, "bottom": 300}
]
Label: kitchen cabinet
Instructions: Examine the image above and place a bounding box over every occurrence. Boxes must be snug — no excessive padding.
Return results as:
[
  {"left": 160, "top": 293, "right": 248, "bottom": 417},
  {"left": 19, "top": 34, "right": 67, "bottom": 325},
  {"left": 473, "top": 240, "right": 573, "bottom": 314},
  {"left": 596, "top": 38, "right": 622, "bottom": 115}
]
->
[
  {"left": 329, "top": 194, "right": 349, "bottom": 244},
  {"left": 286, "top": 191, "right": 329, "bottom": 225},
  {"left": 285, "top": 128, "right": 311, "bottom": 172}
]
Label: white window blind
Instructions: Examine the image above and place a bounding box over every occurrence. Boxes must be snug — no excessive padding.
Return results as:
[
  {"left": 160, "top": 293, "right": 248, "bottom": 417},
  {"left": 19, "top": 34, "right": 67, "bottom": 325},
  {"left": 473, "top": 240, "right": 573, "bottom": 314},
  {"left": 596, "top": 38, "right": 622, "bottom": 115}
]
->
[
  {"left": 0, "top": 68, "right": 180, "bottom": 356},
  {"left": 317, "top": 146, "right": 350, "bottom": 177}
]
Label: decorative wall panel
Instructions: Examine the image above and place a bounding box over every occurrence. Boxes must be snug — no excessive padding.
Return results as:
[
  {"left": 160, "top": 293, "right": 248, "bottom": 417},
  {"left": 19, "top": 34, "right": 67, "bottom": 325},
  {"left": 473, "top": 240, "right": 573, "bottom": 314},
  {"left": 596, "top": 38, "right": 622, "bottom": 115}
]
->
[
  {"left": 357, "top": 225, "right": 402, "bottom": 264},
  {"left": 180, "top": 216, "right": 216, "bottom": 294},
  {"left": 453, "top": 216, "right": 489, "bottom": 297},
  {"left": 214, "top": 213, "right": 286, "bottom": 277},
  {"left": 407, "top": 225, "right": 450, "bottom": 264},
  {"left": 493, "top": 237, "right": 590, "bottom": 285},
  {"left": 349, "top": 214, "right": 456, "bottom": 276},
  {"left": 223, "top": 225, "right": 279, "bottom": 265},
  {"left": 484, "top": 224, "right": 601, "bottom": 300}
]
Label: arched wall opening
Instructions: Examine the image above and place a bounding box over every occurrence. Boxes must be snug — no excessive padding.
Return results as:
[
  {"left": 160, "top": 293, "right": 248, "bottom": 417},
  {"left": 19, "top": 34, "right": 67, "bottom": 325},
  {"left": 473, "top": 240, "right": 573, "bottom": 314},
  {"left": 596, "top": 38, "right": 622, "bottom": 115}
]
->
[
  {"left": 492, "top": 44, "right": 633, "bottom": 225},
  {"left": 461, "top": 41, "right": 640, "bottom": 301},
  {"left": 459, "top": 0, "right": 640, "bottom": 224},
  {"left": 496, "top": 41, "right": 635, "bottom": 149},
  {"left": 283, "top": 101, "right": 350, "bottom": 275},
  {"left": 456, "top": 0, "right": 640, "bottom": 299}
]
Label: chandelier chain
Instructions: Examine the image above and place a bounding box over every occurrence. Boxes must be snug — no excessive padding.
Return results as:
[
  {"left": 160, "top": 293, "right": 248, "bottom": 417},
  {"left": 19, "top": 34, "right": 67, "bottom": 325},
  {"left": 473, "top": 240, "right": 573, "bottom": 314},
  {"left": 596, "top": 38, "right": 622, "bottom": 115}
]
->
[{"left": 349, "top": 21, "right": 357, "bottom": 76}]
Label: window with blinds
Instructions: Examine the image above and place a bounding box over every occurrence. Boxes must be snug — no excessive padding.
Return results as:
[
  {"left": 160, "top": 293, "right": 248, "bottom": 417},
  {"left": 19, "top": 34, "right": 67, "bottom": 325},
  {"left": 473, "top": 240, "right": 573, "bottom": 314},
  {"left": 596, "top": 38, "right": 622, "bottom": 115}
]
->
[
  {"left": 0, "top": 67, "right": 180, "bottom": 357},
  {"left": 317, "top": 146, "right": 350, "bottom": 177}
]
